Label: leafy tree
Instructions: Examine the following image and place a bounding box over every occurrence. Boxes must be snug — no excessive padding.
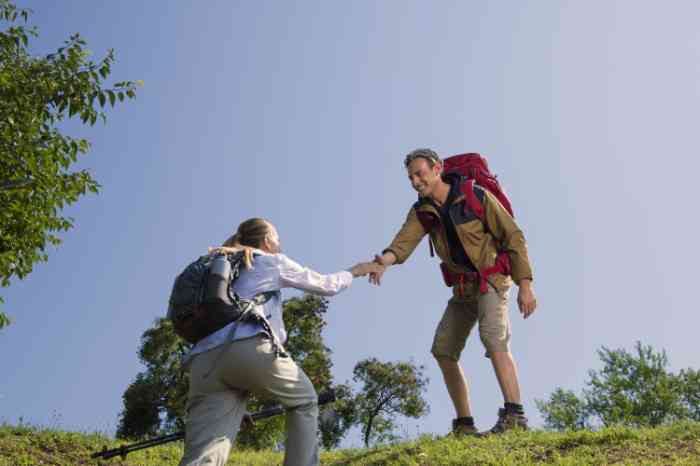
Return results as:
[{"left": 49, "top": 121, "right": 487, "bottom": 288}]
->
[
  {"left": 319, "top": 382, "right": 356, "bottom": 450},
  {"left": 117, "top": 295, "right": 351, "bottom": 449},
  {"left": 676, "top": 368, "right": 700, "bottom": 422},
  {"left": 584, "top": 343, "right": 684, "bottom": 427},
  {"left": 118, "top": 372, "right": 168, "bottom": 439},
  {"left": 535, "top": 387, "right": 589, "bottom": 431},
  {"left": 282, "top": 295, "right": 333, "bottom": 390},
  {"left": 536, "top": 342, "right": 700, "bottom": 430},
  {"left": 351, "top": 358, "right": 429, "bottom": 447},
  {"left": 0, "top": 0, "right": 140, "bottom": 328},
  {"left": 116, "top": 318, "right": 188, "bottom": 439}
]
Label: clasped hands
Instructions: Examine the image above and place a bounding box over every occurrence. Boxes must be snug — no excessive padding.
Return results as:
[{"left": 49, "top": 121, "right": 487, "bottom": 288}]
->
[
  {"left": 348, "top": 260, "right": 384, "bottom": 278},
  {"left": 348, "top": 255, "right": 389, "bottom": 283}
]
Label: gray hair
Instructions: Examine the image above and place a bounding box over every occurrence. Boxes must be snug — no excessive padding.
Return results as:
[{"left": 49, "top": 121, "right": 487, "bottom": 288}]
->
[{"left": 403, "top": 148, "right": 441, "bottom": 169}]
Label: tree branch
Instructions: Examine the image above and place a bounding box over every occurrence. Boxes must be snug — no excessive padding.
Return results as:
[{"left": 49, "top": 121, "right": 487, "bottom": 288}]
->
[{"left": 0, "top": 179, "right": 33, "bottom": 191}]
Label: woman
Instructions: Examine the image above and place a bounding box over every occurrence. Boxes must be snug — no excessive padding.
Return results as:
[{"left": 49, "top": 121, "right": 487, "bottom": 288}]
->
[{"left": 178, "top": 217, "right": 380, "bottom": 466}]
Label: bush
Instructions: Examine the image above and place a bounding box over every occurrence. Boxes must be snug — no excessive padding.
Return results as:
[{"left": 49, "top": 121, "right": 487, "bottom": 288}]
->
[{"left": 536, "top": 342, "right": 700, "bottom": 430}]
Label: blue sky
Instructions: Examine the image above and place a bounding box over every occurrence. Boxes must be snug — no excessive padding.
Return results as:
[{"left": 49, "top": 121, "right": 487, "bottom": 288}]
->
[{"left": 2, "top": 0, "right": 700, "bottom": 447}]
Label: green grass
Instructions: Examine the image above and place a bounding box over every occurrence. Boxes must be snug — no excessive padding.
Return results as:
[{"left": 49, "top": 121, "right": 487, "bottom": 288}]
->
[{"left": 1, "top": 422, "right": 699, "bottom": 465}]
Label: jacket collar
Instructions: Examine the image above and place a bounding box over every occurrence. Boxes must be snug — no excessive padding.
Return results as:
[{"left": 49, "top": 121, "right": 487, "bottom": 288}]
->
[{"left": 414, "top": 173, "right": 464, "bottom": 210}]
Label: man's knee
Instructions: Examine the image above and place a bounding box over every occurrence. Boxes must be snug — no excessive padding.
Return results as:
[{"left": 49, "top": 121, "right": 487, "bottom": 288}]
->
[
  {"left": 478, "top": 289, "right": 511, "bottom": 356},
  {"left": 478, "top": 317, "right": 511, "bottom": 356},
  {"left": 479, "top": 330, "right": 510, "bottom": 357},
  {"left": 434, "top": 354, "right": 459, "bottom": 372},
  {"left": 431, "top": 337, "right": 464, "bottom": 363}
]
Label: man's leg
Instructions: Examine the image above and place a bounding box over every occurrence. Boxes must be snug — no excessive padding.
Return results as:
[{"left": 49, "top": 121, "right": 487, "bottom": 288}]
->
[
  {"left": 478, "top": 286, "right": 528, "bottom": 433},
  {"left": 436, "top": 356, "right": 472, "bottom": 417},
  {"left": 490, "top": 351, "right": 521, "bottom": 404},
  {"left": 478, "top": 285, "right": 519, "bottom": 402},
  {"left": 431, "top": 293, "right": 479, "bottom": 432}
]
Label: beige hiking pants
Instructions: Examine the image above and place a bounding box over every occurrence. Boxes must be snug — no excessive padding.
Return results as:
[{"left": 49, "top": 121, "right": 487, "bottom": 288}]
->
[{"left": 178, "top": 335, "right": 319, "bottom": 466}]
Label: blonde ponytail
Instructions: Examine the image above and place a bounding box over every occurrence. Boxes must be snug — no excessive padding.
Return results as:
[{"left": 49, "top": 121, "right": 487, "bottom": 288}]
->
[{"left": 219, "top": 218, "right": 271, "bottom": 269}]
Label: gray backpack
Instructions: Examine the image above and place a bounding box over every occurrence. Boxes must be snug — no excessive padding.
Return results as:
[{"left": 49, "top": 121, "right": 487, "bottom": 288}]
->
[{"left": 167, "top": 252, "right": 274, "bottom": 344}]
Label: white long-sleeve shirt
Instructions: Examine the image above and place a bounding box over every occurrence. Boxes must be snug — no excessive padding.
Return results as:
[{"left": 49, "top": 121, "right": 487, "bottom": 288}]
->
[{"left": 187, "top": 250, "right": 353, "bottom": 358}]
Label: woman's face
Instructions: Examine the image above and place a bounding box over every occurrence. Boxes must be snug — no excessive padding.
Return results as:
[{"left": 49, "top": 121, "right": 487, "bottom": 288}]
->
[{"left": 263, "top": 223, "right": 281, "bottom": 254}]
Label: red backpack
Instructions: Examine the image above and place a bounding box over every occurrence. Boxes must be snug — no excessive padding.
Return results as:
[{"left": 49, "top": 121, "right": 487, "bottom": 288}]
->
[
  {"left": 420, "top": 153, "right": 514, "bottom": 293},
  {"left": 442, "top": 153, "right": 514, "bottom": 219}
]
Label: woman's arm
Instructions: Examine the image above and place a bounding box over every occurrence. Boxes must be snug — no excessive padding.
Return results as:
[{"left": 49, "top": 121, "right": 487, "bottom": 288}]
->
[{"left": 278, "top": 255, "right": 379, "bottom": 296}]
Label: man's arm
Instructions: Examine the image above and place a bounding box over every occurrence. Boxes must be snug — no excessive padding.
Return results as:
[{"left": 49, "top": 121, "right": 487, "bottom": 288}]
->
[
  {"left": 369, "top": 208, "right": 426, "bottom": 286},
  {"left": 482, "top": 190, "right": 533, "bottom": 284},
  {"left": 482, "top": 190, "right": 537, "bottom": 318}
]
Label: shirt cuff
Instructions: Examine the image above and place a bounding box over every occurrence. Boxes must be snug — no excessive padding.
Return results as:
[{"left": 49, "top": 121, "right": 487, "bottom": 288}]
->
[
  {"left": 381, "top": 248, "right": 403, "bottom": 264},
  {"left": 338, "top": 270, "right": 354, "bottom": 288}
]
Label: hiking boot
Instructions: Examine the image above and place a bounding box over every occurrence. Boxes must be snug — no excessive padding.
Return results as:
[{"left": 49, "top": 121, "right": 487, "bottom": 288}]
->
[
  {"left": 451, "top": 417, "right": 478, "bottom": 437},
  {"left": 479, "top": 408, "right": 528, "bottom": 436}
]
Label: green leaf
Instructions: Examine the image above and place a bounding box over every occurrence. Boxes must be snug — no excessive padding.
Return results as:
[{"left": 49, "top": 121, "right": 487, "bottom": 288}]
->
[
  {"left": 0, "top": 312, "right": 11, "bottom": 330},
  {"left": 0, "top": 13, "right": 136, "bottom": 330}
]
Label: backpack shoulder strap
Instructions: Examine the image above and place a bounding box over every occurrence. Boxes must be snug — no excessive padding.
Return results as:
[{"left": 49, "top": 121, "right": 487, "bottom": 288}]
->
[{"left": 460, "top": 179, "right": 485, "bottom": 220}]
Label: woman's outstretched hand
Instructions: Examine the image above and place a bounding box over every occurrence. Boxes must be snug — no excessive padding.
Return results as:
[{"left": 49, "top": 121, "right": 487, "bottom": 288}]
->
[{"left": 349, "top": 261, "right": 384, "bottom": 278}]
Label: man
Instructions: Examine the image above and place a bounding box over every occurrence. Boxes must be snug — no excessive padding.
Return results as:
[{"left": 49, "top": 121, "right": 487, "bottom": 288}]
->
[{"left": 370, "top": 148, "right": 537, "bottom": 436}]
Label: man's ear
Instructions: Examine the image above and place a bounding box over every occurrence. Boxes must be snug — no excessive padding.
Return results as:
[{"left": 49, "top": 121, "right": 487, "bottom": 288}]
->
[{"left": 433, "top": 162, "right": 443, "bottom": 176}]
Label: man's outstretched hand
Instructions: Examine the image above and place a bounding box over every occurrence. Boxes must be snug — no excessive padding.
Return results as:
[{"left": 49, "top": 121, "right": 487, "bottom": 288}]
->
[
  {"left": 369, "top": 254, "right": 388, "bottom": 286},
  {"left": 517, "top": 279, "right": 537, "bottom": 319}
]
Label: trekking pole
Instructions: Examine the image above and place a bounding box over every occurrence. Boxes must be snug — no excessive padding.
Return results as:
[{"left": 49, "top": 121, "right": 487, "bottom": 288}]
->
[{"left": 91, "top": 390, "right": 336, "bottom": 460}]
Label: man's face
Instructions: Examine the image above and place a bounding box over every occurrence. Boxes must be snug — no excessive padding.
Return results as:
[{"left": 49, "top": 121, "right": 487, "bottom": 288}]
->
[{"left": 407, "top": 158, "right": 442, "bottom": 198}]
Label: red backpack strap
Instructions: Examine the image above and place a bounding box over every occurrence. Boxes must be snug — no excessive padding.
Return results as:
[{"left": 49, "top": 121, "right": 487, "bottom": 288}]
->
[
  {"left": 415, "top": 211, "right": 439, "bottom": 232},
  {"left": 415, "top": 210, "right": 440, "bottom": 257},
  {"left": 460, "top": 179, "right": 485, "bottom": 220},
  {"left": 458, "top": 179, "right": 513, "bottom": 292},
  {"left": 478, "top": 252, "right": 511, "bottom": 293}
]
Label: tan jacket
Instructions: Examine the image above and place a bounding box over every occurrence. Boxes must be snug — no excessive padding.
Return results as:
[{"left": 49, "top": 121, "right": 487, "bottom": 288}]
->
[{"left": 383, "top": 179, "right": 533, "bottom": 291}]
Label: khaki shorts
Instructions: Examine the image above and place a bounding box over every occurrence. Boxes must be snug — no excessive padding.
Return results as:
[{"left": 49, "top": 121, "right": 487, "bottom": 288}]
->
[{"left": 431, "top": 283, "right": 511, "bottom": 360}]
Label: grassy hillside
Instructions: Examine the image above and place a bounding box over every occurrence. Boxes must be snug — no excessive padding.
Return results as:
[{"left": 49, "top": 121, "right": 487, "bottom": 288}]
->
[{"left": 1, "top": 422, "right": 699, "bottom": 465}]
